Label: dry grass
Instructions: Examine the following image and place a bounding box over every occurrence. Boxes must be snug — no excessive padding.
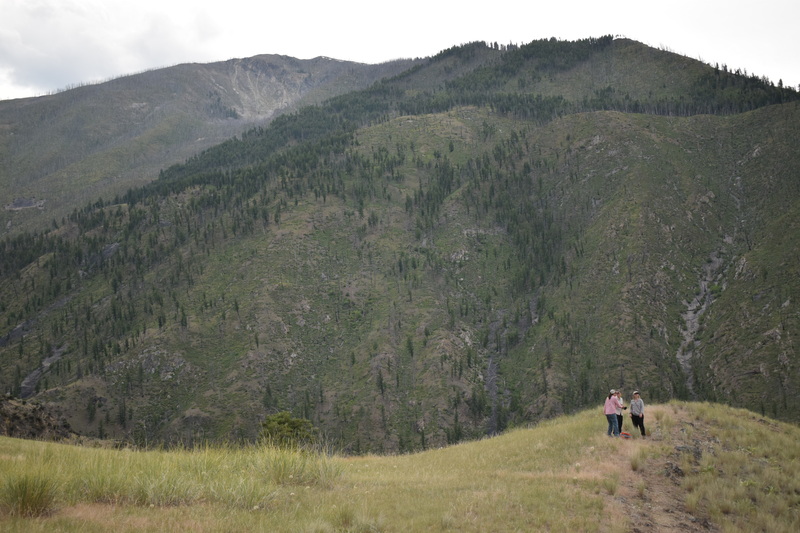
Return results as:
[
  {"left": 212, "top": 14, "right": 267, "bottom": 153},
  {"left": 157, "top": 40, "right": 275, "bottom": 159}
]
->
[
  {"left": 2, "top": 402, "right": 799, "bottom": 532},
  {"left": 676, "top": 402, "right": 800, "bottom": 532}
]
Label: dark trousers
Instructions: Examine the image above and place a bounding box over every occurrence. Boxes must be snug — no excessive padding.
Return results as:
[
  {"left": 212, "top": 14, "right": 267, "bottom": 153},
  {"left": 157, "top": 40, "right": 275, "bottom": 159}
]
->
[
  {"left": 617, "top": 414, "right": 624, "bottom": 433},
  {"left": 631, "top": 414, "right": 646, "bottom": 436}
]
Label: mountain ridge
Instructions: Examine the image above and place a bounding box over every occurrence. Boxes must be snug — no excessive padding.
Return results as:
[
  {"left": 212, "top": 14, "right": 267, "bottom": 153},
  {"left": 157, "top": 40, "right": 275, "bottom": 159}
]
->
[
  {"left": 0, "top": 54, "right": 417, "bottom": 235},
  {"left": 0, "top": 37, "right": 798, "bottom": 452}
]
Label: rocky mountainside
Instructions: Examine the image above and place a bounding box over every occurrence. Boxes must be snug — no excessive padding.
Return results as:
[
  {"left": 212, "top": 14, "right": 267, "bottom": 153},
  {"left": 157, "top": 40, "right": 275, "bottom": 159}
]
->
[
  {"left": 0, "top": 55, "right": 415, "bottom": 235},
  {"left": 0, "top": 395, "right": 74, "bottom": 440}
]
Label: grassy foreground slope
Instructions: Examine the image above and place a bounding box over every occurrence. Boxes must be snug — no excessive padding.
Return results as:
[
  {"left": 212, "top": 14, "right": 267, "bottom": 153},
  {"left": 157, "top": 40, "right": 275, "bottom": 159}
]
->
[{"left": 2, "top": 402, "right": 798, "bottom": 532}]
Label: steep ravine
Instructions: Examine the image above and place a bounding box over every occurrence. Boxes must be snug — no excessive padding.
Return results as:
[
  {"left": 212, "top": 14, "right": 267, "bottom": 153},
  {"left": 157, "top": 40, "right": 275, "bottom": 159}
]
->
[{"left": 676, "top": 251, "right": 725, "bottom": 398}]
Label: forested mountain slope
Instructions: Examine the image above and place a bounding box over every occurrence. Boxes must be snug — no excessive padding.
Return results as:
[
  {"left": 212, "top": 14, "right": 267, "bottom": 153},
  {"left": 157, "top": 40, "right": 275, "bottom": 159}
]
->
[
  {"left": 0, "top": 55, "right": 416, "bottom": 235},
  {"left": 1, "top": 37, "right": 798, "bottom": 452}
]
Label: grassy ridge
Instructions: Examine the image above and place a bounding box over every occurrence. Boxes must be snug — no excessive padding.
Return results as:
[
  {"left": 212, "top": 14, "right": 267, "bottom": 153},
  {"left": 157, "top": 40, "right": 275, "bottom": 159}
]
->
[{"left": 2, "top": 402, "right": 798, "bottom": 532}]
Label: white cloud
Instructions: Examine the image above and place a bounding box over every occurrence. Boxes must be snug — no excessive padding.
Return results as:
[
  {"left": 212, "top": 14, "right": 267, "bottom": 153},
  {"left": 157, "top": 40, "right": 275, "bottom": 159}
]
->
[{"left": 1, "top": 0, "right": 799, "bottom": 100}]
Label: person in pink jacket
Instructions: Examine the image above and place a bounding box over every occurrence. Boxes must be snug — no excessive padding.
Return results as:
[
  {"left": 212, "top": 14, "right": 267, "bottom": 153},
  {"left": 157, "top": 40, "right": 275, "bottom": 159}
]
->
[{"left": 604, "top": 389, "right": 623, "bottom": 436}]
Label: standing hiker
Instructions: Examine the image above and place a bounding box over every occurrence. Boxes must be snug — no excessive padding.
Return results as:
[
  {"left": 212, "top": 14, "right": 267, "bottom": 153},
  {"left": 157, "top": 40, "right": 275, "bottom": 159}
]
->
[
  {"left": 604, "top": 390, "right": 623, "bottom": 437},
  {"left": 615, "top": 390, "right": 626, "bottom": 433},
  {"left": 629, "top": 390, "right": 646, "bottom": 437}
]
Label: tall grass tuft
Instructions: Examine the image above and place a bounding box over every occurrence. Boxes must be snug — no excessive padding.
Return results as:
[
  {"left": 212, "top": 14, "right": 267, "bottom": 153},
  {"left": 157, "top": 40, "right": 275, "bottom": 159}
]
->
[
  {"left": 630, "top": 447, "right": 648, "bottom": 472},
  {"left": 1, "top": 473, "right": 57, "bottom": 517},
  {"left": 262, "top": 445, "right": 342, "bottom": 487}
]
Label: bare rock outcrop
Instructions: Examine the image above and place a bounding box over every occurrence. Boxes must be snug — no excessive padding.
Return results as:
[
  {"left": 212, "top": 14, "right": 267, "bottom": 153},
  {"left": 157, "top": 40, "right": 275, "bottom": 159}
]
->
[{"left": 0, "top": 395, "right": 75, "bottom": 441}]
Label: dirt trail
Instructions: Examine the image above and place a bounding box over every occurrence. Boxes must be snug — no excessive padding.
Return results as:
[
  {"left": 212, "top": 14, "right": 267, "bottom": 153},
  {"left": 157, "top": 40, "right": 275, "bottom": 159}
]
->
[{"left": 594, "top": 405, "right": 719, "bottom": 532}]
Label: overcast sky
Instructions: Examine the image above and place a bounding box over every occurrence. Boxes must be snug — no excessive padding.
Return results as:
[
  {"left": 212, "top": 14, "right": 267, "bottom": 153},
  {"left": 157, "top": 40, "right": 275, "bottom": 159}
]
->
[{"left": 2, "top": 0, "right": 798, "bottom": 101}]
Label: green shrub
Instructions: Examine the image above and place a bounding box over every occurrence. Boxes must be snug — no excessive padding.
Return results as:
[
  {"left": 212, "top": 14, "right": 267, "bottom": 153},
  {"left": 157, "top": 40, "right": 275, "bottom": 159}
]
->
[{"left": 259, "top": 411, "right": 316, "bottom": 448}]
